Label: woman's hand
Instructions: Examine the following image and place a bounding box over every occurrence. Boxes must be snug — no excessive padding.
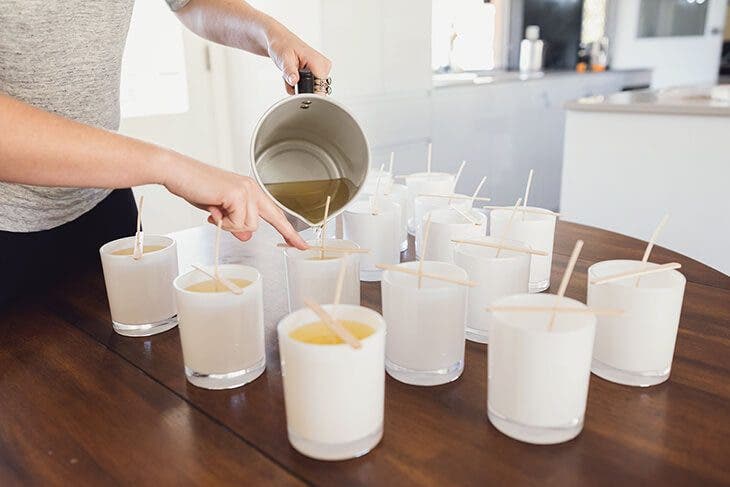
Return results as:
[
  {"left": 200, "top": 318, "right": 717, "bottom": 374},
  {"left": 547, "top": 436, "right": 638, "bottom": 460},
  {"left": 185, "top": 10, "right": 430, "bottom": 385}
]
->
[
  {"left": 266, "top": 24, "right": 332, "bottom": 94},
  {"left": 162, "top": 152, "right": 308, "bottom": 249}
]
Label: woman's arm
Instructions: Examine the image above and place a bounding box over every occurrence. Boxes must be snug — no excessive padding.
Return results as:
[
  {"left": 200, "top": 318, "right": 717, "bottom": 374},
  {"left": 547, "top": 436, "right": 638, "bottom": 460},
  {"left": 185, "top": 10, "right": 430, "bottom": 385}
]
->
[
  {"left": 0, "top": 93, "right": 307, "bottom": 248},
  {"left": 173, "top": 0, "right": 331, "bottom": 93}
]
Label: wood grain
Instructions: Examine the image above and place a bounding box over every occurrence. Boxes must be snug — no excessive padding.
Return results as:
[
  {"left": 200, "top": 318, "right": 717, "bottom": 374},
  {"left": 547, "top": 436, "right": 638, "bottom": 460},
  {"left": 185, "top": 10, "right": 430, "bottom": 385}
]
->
[
  {"left": 0, "top": 303, "right": 304, "bottom": 486},
  {"left": 6, "top": 221, "right": 729, "bottom": 486}
]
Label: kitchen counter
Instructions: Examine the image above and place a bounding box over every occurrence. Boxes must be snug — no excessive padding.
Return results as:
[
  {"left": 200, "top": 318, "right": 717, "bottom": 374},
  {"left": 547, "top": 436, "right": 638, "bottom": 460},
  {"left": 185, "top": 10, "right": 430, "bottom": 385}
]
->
[
  {"left": 565, "top": 86, "right": 730, "bottom": 117},
  {"left": 561, "top": 85, "right": 730, "bottom": 275},
  {"left": 433, "top": 68, "right": 651, "bottom": 89}
]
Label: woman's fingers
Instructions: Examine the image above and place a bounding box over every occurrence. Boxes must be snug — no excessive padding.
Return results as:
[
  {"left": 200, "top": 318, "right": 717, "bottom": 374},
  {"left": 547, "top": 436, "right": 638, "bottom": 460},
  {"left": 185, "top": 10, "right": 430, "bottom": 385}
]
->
[{"left": 259, "top": 199, "right": 308, "bottom": 250}]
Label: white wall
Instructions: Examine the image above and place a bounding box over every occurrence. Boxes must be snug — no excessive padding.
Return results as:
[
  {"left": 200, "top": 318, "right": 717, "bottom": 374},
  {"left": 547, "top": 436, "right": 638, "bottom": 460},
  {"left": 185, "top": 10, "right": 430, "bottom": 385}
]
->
[{"left": 608, "top": 0, "right": 727, "bottom": 88}]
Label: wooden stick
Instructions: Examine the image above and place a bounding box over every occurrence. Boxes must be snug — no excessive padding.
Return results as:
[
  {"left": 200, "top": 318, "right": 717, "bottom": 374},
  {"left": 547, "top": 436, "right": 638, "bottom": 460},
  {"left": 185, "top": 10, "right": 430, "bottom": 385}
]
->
[
  {"left": 214, "top": 219, "right": 223, "bottom": 292},
  {"left": 388, "top": 151, "right": 395, "bottom": 176},
  {"left": 487, "top": 305, "right": 623, "bottom": 316},
  {"left": 303, "top": 299, "right": 361, "bottom": 349},
  {"left": 451, "top": 238, "right": 548, "bottom": 256},
  {"left": 276, "top": 243, "right": 370, "bottom": 254},
  {"left": 592, "top": 262, "right": 681, "bottom": 285},
  {"left": 495, "top": 197, "right": 522, "bottom": 258},
  {"left": 482, "top": 205, "right": 560, "bottom": 217},
  {"left": 418, "top": 214, "right": 432, "bottom": 288},
  {"left": 333, "top": 258, "right": 347, "bottom": 306},
  {"left": 320, "top": 195, "right": 332, "bottom": 259},
  {"left": 471, "top": 176, "right": 486, "bottom": 202},
  {"left": 371, "top": 163, "right": 385, "bottom": 215},
  {"left": 418, "top": 193, "right": 492, "bottom": 202},
  {"left": 522, "top": 168, "right": 534, "bottom": 220},
  {"left": 453, "top": 160, "right": 467, "bottom": 188},
  {"left": 191, "top": 264, "right": 243, "bottom": 295},
  {"left": 377, "top": 264, "right": 478, "bottom": 287},
  {"left": 426, "top": 142, "right": 432, "bottom": 174},
  {"left": 548, "top": 239, "right": 583, "bottom": 330},
  {"left": 636, "top": 214, "right": 669, "bottom": 287},
  {"left": 449, "top": 204, "right": 481, "bottom": 225},
  {"left": 133, "top": 195, "right": 144, "bottom": 260}
]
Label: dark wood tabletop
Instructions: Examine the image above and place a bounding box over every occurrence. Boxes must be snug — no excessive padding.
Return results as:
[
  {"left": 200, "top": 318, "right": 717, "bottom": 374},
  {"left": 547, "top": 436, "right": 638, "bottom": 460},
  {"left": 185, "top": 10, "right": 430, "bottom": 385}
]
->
[{"left": 1, "top": 220, "right": 728, "bottom": 486}]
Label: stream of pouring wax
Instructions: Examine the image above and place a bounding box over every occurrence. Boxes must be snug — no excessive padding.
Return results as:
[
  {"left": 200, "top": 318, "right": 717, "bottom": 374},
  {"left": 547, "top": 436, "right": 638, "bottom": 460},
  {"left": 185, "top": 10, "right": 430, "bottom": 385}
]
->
[
  {"left": 290, "top": 320, "right": 375, "bottom": 344},
  {"left": 264, "top": 177, "right": 356, "bottom": 226}
]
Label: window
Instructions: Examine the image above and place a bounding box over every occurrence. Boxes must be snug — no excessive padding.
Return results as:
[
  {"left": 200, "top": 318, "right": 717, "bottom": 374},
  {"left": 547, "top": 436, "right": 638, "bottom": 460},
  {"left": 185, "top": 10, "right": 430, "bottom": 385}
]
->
[
  {"left": 120, "top": 0, "right": 189, "bottom": 118},
  {"left": 432, "top": 0, "right": 500, "bottom": 72},
  {"left": 637, "top": 0, "right": 709, "bottom": 38}
]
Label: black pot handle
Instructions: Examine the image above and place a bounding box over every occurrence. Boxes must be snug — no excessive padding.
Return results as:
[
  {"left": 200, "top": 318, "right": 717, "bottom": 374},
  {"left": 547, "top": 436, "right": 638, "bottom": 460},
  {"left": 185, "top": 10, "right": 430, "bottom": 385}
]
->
[{"left": 296, "top": 68, "right": 332, "bottom": 95}]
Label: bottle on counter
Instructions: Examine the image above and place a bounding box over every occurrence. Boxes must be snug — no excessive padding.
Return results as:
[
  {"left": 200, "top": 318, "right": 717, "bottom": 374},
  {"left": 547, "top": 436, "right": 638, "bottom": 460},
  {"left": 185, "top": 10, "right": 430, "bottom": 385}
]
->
[
  {"left": 590, "top": 37, "right": 609, "bottom": 72},
  {"left": 519, "top": 25, "right": 544, "bottom": 75}
]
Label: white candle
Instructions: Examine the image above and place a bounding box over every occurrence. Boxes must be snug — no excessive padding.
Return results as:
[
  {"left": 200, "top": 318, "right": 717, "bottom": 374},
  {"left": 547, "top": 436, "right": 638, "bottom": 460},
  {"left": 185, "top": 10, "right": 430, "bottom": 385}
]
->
[
  {"left": 489, "top": 207, "right": 556, "bottom": 292},
  {"left": 414, "top": 194, "right": 472, "bottom": 255},
  {"left": 587, "top": 260, "right": 686, "bottom": 386},
  {"left": 381, "top": 261, "right": 468, "bottom": 385},
  {"left": 453, "top": 236, "right": 531, "bottom": 343},
  {"left": 418, "top": 208, "right": 487, "bottom": 262},
  {"left": 173, "top": 264, "right": 265, "bottom": 390},
  {"left": 278, "top": 304, "right": 385, "bottom": 461},
  {"left": 99, "top": 235, "right": 178, "bottom": 337},
  {"left": 404, "top": 172, "right": 455, "bottom": 234},
  {"left": 343, "top": 200, "right": 400, "bottom": 281},
  {"left": 488, "top": 293, "right": 596, "bottom": 445},
  {"left": 283, "top": 238, "right": 361, "bottom": 312}
]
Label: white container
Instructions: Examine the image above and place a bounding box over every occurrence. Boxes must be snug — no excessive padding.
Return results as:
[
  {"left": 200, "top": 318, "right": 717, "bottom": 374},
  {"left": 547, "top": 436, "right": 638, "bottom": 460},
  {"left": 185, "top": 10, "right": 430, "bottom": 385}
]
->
[
  {"left": 278, "top": 304, "right": 385, "bottom": 461},
  {"left": 382, "top": 183, "right": 409, "bottom": 252},
  {"left": 453, "top": 236, "right": 531, "bottom": 343},
  {"left": 488, "top": 293, "right": 596, "bottom": 445},
  {"left": 413, "top": 194, "right": 472, "bottom": 255},
  {"left": 343, "top": 200, "right": 400, "bottom": 282},
  {"left": 489, "top": 207, "right": 556, "bottom": 292},
  {"left": 173, "top": 264, "right": 266, "bottom": 390},
  {"left": 284, "top": 238, "right": 361, "bottom": 312},
  {"left": 587, "top": 260, "right": 686, "bottom": 387},
  {"left": 404, "top": 172, "right": 455, "bottom": 234},
  {"left": 382, "top": 261, "right": 468, "bottom": 385},
  {"left": 99, "top": 235, "right": 179, "bottom": 337},
  {"left": 418, "top": 208, "right": 487, "bottom": 262}
]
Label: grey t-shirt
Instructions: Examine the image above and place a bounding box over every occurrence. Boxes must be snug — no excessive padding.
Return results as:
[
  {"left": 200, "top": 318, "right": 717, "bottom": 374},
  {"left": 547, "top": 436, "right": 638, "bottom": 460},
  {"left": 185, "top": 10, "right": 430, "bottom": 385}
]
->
[{"left": 0, "top": 0, "right": 190, "bottom": 232}]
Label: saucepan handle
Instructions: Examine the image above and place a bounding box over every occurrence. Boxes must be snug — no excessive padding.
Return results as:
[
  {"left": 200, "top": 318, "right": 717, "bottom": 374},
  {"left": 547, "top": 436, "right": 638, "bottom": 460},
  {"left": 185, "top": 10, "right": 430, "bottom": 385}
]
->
[{"left": 296, "top": 68, "right": 332, "bottom": 95}]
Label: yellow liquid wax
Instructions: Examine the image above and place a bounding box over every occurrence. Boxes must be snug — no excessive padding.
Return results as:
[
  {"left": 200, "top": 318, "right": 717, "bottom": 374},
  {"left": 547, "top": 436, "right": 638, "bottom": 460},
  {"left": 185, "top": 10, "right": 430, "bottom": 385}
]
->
[
  {"left": 264, "top": 178, "right": 355, "bottom": 225},
  {"left": 290, "top": 320, "right": 375, "bottom": 345},
  {"left": 111, "top": 245, "right": 167, "bottom": 256},
  {"left": 185, "top": 278, "right": 252, "bottom": 293}
]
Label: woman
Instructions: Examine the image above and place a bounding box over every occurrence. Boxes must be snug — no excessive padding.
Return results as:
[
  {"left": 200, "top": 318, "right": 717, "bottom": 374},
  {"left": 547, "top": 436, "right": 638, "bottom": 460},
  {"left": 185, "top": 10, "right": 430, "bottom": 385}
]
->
[{"left": 0, "top": 0, "right": 330, "bottom": 305}]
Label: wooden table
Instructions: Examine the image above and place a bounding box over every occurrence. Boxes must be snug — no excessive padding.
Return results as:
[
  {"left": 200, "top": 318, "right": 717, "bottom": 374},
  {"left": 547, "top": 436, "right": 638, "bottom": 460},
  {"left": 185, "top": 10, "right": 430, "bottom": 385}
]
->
[{"left": 1, "top": 221, "right": 728, "bottom": 486}]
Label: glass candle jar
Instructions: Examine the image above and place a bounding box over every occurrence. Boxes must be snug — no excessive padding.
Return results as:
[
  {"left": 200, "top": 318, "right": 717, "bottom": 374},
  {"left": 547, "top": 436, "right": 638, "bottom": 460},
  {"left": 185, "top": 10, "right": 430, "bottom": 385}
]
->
[
  {"left": 489, "top": 207, "right": 556, "bottom": 293},
  {"left": 278, "top": 304, "right": 386, "bottom": 460},
  {"left": 173, "top": 264, "right": 266, "bottom": 390},
  {"left": 99, "top": 235, "right": 178, "bottom": 337},
  {"left": 381, "top": 261, "right": 468, "bottom": 386},
  {"left": 453, "top": 236, "right": 531, "bottom": 343},
  {"left": 418, "top": 207, "right": 487, "bottom": 262},
  {"left": 343, "top": 200, "right": 401, "bottom": 281},
  {"left": 587, "top": 260, "right": 686, "bottom": 387},
  {"left": 283, "top": 238, "right": 361, "bottom": 312},
  {"left": 488, "top": 293, "right": 596, "bottom": 445}
]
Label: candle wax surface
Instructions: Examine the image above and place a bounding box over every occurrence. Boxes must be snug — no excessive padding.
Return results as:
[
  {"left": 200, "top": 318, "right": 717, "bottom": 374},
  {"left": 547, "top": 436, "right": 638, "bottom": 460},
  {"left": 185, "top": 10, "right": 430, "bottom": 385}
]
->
[
  {"left": 306, "top": 256, "right": 339, "bottom": 261},
  {"left": 111, "top": 245, "right": 167, "bottom": 256},
  {"left": 185, "top": 278, "right": 252, "bottom": 293},
  {"left": 290, "top": 320, "right": 375, "bottom": 345}
]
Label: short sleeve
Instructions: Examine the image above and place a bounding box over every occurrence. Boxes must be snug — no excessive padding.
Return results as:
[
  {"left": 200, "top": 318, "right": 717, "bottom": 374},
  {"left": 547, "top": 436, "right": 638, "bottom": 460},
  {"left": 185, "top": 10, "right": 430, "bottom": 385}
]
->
[{"left": 165, "top": 0, "right": 192, "bottom": 11}]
